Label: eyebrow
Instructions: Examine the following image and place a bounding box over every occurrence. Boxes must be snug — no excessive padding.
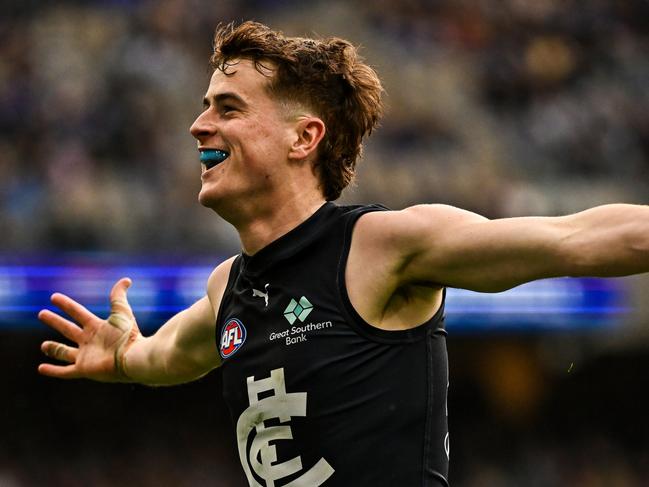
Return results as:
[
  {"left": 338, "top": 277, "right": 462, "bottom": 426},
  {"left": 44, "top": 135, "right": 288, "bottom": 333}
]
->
[{"left": 203, "top": 92, "right": 247, "bottom": 108}]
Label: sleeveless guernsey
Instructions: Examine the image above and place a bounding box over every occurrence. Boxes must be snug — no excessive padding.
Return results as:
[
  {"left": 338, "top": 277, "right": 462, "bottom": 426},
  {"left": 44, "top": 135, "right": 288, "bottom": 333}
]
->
[{"left": 216, "top": 202, "right": 449, "bottom": 487}]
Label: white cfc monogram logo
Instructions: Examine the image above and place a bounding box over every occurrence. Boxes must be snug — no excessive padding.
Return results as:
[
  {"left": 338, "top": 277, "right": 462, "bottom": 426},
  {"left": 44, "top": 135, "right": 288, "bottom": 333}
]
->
[{"left": 236, "top": 368, "right": 335, "bottom": 487}]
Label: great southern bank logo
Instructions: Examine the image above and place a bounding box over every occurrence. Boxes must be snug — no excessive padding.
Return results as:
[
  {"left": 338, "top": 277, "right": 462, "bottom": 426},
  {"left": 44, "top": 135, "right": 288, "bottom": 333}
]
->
[
  {"left": 220, "top": 318, "right": 246, "bottom": 359},
  {"left": 283, "top": 296, "right": 313, "bottom": 324}
]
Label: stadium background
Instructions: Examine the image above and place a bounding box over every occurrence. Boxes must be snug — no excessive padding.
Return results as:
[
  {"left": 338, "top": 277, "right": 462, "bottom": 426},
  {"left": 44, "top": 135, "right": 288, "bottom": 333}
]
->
[{"left": 1, "top": 0, "right": 649, "bottom": 485}]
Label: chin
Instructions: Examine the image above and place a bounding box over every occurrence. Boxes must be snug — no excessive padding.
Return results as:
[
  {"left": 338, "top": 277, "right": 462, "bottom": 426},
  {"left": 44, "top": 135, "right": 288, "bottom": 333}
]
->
[{"left": 198, "top": 187, "right": 222, "bottom": 209}]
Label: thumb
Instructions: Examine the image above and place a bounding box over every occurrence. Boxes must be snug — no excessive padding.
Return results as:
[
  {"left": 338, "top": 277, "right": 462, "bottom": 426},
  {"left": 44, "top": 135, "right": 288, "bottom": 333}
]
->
[{"left": 109, "top": 277, "right": 134, "bottom": 328}]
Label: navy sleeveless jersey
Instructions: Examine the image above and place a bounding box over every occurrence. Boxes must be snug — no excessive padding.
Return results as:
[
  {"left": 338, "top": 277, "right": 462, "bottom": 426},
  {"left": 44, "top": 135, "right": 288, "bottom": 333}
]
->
[{"left": 216, "top": 202, "right": 450, "bottom": 487}]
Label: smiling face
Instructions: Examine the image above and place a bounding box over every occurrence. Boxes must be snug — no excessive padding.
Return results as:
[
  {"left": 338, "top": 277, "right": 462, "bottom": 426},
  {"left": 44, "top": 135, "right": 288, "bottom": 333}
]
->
[{"left": 190, "top": 59, "right": 303, "bottom": 218}]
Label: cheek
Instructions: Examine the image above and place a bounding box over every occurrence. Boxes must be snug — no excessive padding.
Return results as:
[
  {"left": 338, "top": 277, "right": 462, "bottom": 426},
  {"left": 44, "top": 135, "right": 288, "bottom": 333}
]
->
[{"left": 244, "top": 121, "right": 287, "bottom": 161}]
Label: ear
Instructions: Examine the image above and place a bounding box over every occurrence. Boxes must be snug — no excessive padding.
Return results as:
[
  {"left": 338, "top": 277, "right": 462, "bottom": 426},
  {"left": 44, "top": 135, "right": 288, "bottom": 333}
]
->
[{"left": 287, "top": 116, "right": 326, "bottom": 162}]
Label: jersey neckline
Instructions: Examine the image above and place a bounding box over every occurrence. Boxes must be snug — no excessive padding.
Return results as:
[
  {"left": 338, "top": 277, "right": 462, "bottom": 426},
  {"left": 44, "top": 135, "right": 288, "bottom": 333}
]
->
[{"left": 240, "top": 201, "right": 338, "bottom": 276}]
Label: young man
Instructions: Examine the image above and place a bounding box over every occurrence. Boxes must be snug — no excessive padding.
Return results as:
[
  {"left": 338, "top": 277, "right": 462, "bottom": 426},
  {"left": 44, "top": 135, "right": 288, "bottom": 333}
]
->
[{"left": 39, "top": 22, "right": 649, "bottom": 487}]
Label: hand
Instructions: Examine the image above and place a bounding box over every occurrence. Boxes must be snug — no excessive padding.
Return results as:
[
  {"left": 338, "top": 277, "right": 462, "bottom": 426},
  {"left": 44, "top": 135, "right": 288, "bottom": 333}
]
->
[{"left": 38, "top": 278, "right": 142, "bottom": 382}]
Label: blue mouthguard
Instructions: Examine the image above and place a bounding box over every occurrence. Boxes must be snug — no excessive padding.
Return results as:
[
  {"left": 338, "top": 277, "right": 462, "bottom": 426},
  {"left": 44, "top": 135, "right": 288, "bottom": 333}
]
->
[{"left": 200, "top": 149, "right": 229, "bottom": 165}]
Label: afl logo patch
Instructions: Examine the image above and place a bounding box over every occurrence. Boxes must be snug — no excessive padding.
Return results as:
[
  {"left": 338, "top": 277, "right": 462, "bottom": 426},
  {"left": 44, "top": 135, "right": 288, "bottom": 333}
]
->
[{"left": 220, "top": 318, "right": 247, "bottom": 359}]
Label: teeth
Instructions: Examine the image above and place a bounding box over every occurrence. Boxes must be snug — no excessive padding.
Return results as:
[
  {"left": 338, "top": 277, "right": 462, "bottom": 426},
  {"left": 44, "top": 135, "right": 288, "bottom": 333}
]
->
[{"left": 200, "top": 149, "right": 229, "bottom": 168}]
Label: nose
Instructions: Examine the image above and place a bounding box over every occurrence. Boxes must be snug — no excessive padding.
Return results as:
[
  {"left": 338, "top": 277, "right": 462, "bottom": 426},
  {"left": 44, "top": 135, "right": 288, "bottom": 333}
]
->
[{"left": 190, "top": 109, "right": 215, "bottom": 142}]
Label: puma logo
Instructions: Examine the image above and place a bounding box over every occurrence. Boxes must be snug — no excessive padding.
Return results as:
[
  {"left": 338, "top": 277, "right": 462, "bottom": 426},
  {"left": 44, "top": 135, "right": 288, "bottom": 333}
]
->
[{"left": 252, "top": 283, "right": 269, "bottom": 307}]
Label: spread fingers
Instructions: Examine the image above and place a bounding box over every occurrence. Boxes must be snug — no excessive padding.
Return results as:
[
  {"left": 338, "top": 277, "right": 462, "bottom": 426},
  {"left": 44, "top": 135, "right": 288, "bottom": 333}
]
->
[
  {"left": 38, "top": 310, "right": 83, "bottom": 343},
  {"left": 50, "top": 293, "right": 98, "bottom": 326}
]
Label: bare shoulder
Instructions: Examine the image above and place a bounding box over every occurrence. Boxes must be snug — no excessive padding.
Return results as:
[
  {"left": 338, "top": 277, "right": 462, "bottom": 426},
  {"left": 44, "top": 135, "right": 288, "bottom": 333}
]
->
[
  {"left": 206, "top": 255, "right": 238, "bottom": 315},
  {"left": 355, "top": 203, "right": 483, "bottom": 234},
  {"left": 353, "top": 204, "right": 484, "bottom": 258},
  {"left": 346, "top": 206, "right": 452, "bottom": 330}
]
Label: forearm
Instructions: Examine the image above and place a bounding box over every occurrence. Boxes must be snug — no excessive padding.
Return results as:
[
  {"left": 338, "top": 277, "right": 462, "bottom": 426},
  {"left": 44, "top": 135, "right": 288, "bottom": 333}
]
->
[
  {"left": 564, "top": 204, "right": 649, "bottom": 277},
  {"left": 119, "top": 311, "right": 188, "bottom": 385},
  {"left": 121, "top": 298, "right": 219, "bottom": 386}
]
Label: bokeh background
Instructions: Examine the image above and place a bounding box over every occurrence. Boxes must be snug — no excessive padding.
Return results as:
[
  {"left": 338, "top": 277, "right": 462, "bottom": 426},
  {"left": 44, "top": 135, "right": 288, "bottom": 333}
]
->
[{"left": 2, "top": 0, "right": 649, "bottom": 485}]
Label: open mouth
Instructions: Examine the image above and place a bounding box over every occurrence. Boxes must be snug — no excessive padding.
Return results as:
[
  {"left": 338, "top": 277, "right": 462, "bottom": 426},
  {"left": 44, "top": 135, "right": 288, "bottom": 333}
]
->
[{"left": 200, "top": 149, "right": 229, "bottom": 169}]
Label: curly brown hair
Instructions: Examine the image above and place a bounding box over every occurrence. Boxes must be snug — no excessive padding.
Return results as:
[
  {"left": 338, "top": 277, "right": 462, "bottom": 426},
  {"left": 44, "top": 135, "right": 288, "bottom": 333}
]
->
[{"left": 210, "top": 21, "right": 384, "bottom": 201}]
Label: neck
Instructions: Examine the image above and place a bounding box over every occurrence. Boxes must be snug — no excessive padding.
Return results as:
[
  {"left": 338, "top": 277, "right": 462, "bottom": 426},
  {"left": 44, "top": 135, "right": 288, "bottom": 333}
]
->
[{"left": 223, "top": 192, "right": 327, "bottom": 255}]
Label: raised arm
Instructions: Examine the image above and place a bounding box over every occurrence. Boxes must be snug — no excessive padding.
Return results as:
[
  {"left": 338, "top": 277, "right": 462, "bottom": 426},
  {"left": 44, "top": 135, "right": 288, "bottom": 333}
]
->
[
  {"left": 39, "top": 257, "right": 234, "bottom": 386},
  {"left": 355, "top": 203, "right": 649, "bottom": 293}
]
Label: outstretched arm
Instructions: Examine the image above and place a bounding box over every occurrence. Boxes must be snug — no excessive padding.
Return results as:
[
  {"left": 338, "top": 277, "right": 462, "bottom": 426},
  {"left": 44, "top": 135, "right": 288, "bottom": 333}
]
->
[
  {"left": 356, "top": 203, "right": 649, "bottom": 293},
  {"left": 39, "top": 258, "right": 232, "bottom": 385}
]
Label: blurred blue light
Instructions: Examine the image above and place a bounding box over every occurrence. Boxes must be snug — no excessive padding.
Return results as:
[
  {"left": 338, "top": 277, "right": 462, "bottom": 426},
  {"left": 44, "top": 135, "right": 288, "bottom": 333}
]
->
[{"left": 0, "top": 255, "right": 629, "bottom": 332}]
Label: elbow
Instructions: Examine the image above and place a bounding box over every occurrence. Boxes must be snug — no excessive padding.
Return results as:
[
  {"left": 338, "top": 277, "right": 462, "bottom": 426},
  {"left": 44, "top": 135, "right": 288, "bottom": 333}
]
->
[
  {"left": 628, "top": 227, "right": 649, "bottom": 273},
  {"left": 561, "top": 242, "right": 612, "bottom": 277},
  {"left": 560, "top": 225, "right": 649, "bottom": 278},
  {"left": 556, "top": 230, "right": 600, "bottom": 277},
  {"left": 629, "top": 222, "right": 649, "bottom": 255}
]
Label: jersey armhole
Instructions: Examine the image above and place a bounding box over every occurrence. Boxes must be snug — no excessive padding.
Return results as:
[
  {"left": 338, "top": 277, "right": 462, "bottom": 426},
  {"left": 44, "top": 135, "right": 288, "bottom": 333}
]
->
[
  {"left": 336, "top": 206, "right": 447, "bottom": 344},
  {"left": 213, "top": 255, "right": 243, "bottom": 347}
]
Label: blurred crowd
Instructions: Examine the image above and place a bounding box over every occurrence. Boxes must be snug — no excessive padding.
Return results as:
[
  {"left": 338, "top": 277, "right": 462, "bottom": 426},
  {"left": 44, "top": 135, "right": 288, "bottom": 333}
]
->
[{"left": 1, "top": 0, "right": 648, "bottom": 254}]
